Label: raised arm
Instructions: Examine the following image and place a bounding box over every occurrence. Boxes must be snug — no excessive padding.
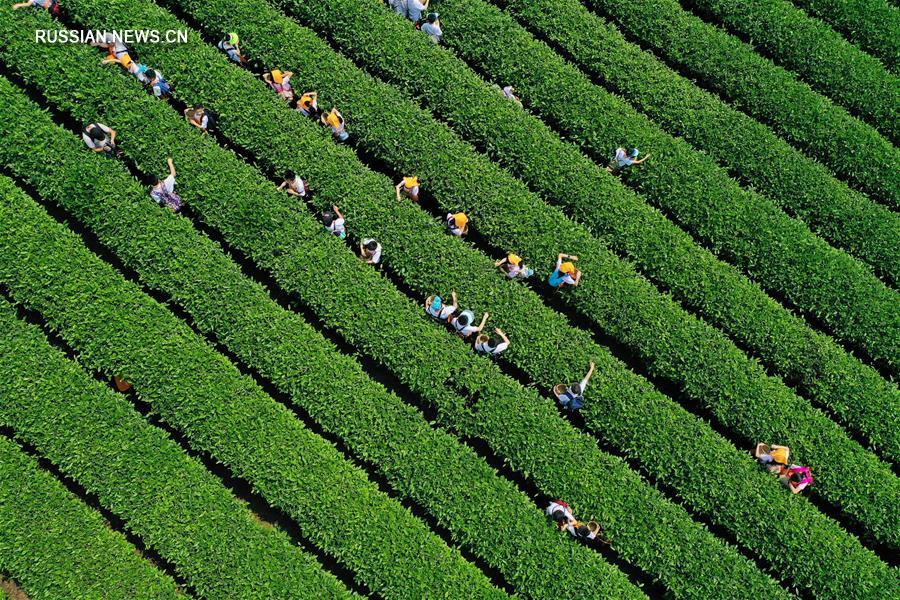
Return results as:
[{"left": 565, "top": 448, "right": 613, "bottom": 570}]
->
[
  {"left": 573, "top": 270, "right": 582, "bottom": 286},
  {"left": 634, "top": 154, "right": 651, "bottom": 165},
  {"left": 109, "top": 128, "right": 117, "bottom": 143},
  {"left": 477, "top": 313, "right": 489, "bottom": 332},
  {"left": 166, "top": 158, "right": 176, "bottom": 178},
  {"left": 494, "top": 257, "right": 507, "bottom": 267},
  {"left": 277, "top": 180, "right": 287, "bottom": 190},
  {"left": 451, "top": 291, "right": 458, "bottom": 306},
  {"left": 496, "top": 328, "right": 509, "bottom": 344},
  {"left": 263, "top": 72, "right": 272, "bottom": 83},
  {"left": 332, "top": 205, "right": 344, "bottom": 220},
  {"left": 395, "top": 181, "right": 403, "bottom": 201},
  {"left": 584, "top": 361, "right": 596, "bottom": 383}
]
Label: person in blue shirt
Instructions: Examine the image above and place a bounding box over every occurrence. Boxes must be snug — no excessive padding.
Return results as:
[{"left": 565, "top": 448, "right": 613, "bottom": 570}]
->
[
  {"left": 553, "top": 361, "right": 595, "bottom": 411},
  {"left": 548, "top": 253, "right": 581, "bottom": 289}
]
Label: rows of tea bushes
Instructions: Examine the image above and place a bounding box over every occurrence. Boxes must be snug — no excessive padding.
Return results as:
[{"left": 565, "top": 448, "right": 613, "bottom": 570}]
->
[
  {"left": 423, "top": 0, "right": 900, "bottom": 372},
  {"left": 12, "top": 6, "right": 897, "bottom": 598},
  {"left": 0, "top": 36, "right": 785, "bottom": 600},
  {"left": 495, "top": 0, "right": 899, "bottom": 285},
  {"left": 788, "top": 0, "right": 899, "bottom": 73},
  {"left": 0, "top": 433, "right": 179, "bottom": 600},
  {"left": 0, "top": 91, "right": 505, "bottom": 600},
  {"left": 0, "top": 76, "right": 644, "bottom": 600},
  {"left": 681, "top": 0, "right": 900, "bottom": 142},
  {"left": 145, "top": 0, "right": 900, "bottom": 519},
  {"left": 576, "top": 0, "right": 900, "bottom": 205},
  {"left": 88, "top": 0, "right": 900, "bottom": 544},
  {"left": 0, "top": 282, "right": 349, "bottom": 599},
  {"left": 257, "top": 0, "right": 900, "bottom": 460}
]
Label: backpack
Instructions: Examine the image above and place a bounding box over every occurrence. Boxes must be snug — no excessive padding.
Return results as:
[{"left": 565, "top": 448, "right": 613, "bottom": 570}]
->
[
  {"left": 147, "top": 71, "right": 171, "bottom": 98},
  {"left": 155, "top": 78, "right": 171, "bottom": 97},
  {"left": 204, "top": 110, "right": 218, "bottom": 130},
  {"left": 44, "top": 0, "right": 61, "bottom": 15}
]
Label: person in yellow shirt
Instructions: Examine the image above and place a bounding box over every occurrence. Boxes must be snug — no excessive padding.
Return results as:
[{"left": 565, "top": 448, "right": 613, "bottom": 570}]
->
[
  {"left": 264, "top": 69, "right": 294, "bottom": 102},
  {"left": 495, "top": 253, "right": 533, "bottom": 279},
  {"left": 755, "top": 443, "right": 790, "bottom": 473},
  {"left": 548, "top": 253, "right": 581, "bottom": 289},
  {"left": 321, "top": 108, "right": 349, "bottom": 142},
  {"left": 446, "top": 212, "right": 468, "bottom": 236},
  {"left": 297, "top": 91, "right": 320, "bottom": 118},
  {"left": 395, "top": 176, "right": 420, "bottom": 202}
]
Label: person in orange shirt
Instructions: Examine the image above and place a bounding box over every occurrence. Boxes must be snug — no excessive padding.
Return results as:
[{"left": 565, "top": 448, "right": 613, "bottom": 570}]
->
[{"left": 321, "top": 108, "right": 349, "bottom": 142}]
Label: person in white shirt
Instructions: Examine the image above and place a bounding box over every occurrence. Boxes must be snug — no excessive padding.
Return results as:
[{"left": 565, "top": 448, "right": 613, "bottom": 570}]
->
[
  {"left": 425, "top": 292, "right": 457, "bottom": 321},
  {"left": 405, "top": 0, "right": 427, "bottom": 22},
  {"left": 184, "top": 105, "right": 213, "bottom": 133},
  {"left": 607, "top": 147, "right": 650, "bottom": 174},
  {"left": 278, "top": 170, "right": 309, "bottom": 198},
  {"left": 474, "top": 328, "right": 510, "bottom": 356},
  {"left": 93, "top": 32, "right": 129, "bottom": 61},
  {"left": 500, "top": 85, "right": 523, "bottom": 107},
  {"left": 127, "top": 60, "right": 152, "bottom": 85},
  {"left": 323, "top": 205, "right": 346, "bottom": 239},
  {"left": 149, "top": 158, "right": 182, "bottom": 212},
  {"left": 360, "top": 239, "right": 382, "bottom": 266},
  {"left": 420, "top": 13, "right": 443, "bottom": 44},
  {"left": 570, "top": 520, "right": 604, "bottom": 542},
  {"left": 545, "top": 500, "right": 575, "bottom": 527},
  {"left": 451, "top": 310, "right": 488, "bottom": 339},
  {"left": 389, "top": 0, "right": 408, "bottom": 16},
  {"left": 82, "top": 122, "right": 117, "bottom": 155}
]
